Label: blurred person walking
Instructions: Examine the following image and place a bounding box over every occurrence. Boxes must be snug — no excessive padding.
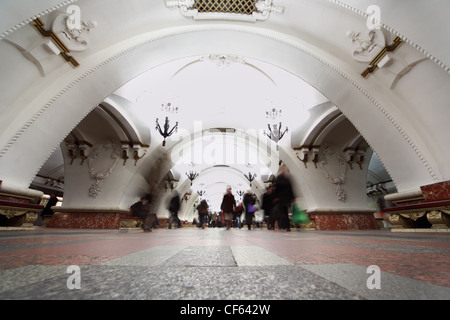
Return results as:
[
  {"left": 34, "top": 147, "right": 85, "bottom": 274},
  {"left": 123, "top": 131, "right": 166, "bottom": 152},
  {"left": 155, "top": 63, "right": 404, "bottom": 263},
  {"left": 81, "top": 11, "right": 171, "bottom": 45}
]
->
[
  {"left": 272, "top": 166, "right": 295, "bottom": 232},
  {"left": 233, "top": 202, "right": 243, "bottom": 229},
  {"left": 197, "top": 199, "right": 209, "bottom": 229},
  {"left": 168, "top": 190, "right": 181, "bottom": 229},
  {"left": 262, "top": 186, "right": 274, "bottom": 230},
  {"left": 221, "top": 186, "right": 236, "bottom": 230},
  {"left": 243, "top": 190, "right": 256, "bottom": 230}
]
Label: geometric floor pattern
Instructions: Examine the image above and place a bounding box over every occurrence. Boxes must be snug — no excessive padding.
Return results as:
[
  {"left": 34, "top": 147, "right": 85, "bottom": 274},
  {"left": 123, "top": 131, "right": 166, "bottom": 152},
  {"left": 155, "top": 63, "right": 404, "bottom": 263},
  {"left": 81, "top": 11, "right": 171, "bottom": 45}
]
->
[{"left": 1, "top": 227, "right": 449, "bottom": 301}]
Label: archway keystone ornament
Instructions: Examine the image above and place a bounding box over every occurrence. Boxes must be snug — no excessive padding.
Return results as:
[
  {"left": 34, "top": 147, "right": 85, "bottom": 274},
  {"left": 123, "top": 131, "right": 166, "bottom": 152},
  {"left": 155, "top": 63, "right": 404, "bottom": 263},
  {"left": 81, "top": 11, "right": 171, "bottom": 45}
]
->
[
  {"left": 88, "top": 143, "right": 120, "bottom": 198},
  {"left": 165, "top": 0, "right": 284, "bottom": 22},
  {"left": 319, "top": 146, "right": 347, "bottom": 202}
]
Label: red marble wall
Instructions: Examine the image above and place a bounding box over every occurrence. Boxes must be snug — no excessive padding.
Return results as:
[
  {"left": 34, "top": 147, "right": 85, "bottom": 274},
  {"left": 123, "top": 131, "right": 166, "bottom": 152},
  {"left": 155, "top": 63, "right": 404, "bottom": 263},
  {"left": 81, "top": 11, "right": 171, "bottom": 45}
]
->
[
  {"left": 48, "top": 212, "right": 129, "bottom": 229},
  {"left": 309, "top": 213, "right": 379, "bottom": 231},
  {"left": 420, "top": 181, "right": 450, "bottom": 201},
  {"left": 0, "top": 195, "right": 32, "bottom": 204}
]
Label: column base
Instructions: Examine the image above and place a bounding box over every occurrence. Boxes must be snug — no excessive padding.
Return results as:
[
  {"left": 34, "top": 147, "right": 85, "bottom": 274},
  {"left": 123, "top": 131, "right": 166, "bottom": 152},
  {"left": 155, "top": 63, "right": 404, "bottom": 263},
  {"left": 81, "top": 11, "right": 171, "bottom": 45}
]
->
[{"left": 0, "top": 183, "right": 43, "bottom": 228}]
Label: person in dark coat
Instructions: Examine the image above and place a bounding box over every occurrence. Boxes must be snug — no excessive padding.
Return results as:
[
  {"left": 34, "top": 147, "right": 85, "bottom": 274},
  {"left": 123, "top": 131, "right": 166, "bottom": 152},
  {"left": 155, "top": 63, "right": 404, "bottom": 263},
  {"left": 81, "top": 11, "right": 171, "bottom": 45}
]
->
[
  {"left": 197, "top": 200, "right": 209, "bottom": 229},
  {"left": 262, "top": 186, "right": 274, "bottom": 230},
  {"left": 35, "top": 193, "right": 58, "bottom": 226},
  {"left": 168, "top": 191, "right": 181, "bottom": 229},
  {"left": 142, "top": 194, "right": 157, "bottom": 232},
  {"left": 221, "top": 186, "right": 236, "bottom": 230},
  {"left": 130, "top": 196, "right": 148, "bottom": 218},
  {"left": 43, "top": 193, "right": 58, "bottom": 216},
  {"left": 272, "top": 166, "right": 295, "bottom": 231},
  {"left": 233, "top": 203, "right": 243, "bottom": 229},
  {"left": 243, "top": 190, "right": 256, "bottom": 230},
  {"left": 131, "top": 195, "right": 155, "bottom": 232}
]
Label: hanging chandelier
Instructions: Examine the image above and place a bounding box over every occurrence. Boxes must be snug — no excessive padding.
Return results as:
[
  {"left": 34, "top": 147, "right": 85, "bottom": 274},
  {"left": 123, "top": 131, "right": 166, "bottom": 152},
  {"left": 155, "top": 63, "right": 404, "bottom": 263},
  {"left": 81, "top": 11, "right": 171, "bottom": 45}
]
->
[
  {"left": 155, "top": 116, "right": 178, "bottom": 146},
  {"left": 244, "top": 172, "right": 257, "bottom": 186},
  {"left": 186, "top": 171, "right": 199, "bottom": 186},
  {"left": 264, "top": 122, "right": 288, "bottom": 143},
  {"left": 197, "top": 190, "right": 206, "bottom": 199}
]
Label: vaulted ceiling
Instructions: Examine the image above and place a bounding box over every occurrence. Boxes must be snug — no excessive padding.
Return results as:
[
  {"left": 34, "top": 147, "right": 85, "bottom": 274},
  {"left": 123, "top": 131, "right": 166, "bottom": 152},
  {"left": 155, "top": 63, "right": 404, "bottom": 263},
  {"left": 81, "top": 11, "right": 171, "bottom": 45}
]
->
[{"left": 1, "top": 0, "right": 449, "bottom": 206}]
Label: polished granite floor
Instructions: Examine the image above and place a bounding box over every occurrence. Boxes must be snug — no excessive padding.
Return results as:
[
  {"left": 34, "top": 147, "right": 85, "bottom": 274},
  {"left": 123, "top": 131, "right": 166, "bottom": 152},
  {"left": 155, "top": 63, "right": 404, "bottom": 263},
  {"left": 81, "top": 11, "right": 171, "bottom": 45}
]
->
[{"left": 0, "top": 227, "right": 449, "bottom": 301}]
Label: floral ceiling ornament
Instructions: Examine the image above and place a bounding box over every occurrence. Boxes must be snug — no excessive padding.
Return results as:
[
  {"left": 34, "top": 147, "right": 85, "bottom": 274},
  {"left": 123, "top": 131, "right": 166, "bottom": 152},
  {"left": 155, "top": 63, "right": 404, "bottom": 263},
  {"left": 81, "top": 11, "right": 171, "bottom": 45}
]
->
[
  {"left": 266, "top": 108, "right": 282, "bottom": 120},
  {"left": 161, "top": 102, "right": 179, "bottom": 113},
  {"left": 203, "top": 54, "right": 246, "bottom": 68}
]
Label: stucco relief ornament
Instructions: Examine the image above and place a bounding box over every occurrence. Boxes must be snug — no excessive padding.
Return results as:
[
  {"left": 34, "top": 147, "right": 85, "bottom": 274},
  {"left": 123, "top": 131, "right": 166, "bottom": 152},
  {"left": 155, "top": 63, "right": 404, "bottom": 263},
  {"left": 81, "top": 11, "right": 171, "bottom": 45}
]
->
[
  {"left": 88, "top": 143, "right": 120, "bottom": 198},
  {"left": 255, "top": 0, "right": 285, "bottom": 18},
  {"left": 346, "top": 30, "right": 385, "bottom": 62},
  {"left": 52, "top": 12, "right": 97, "bottom": 51},
  {"left": 1, "top": 209, "right": 21, "bottom": 219},
  {"left": 204, "top": 54, "right": 246, "bottom": 67},
  {"left": 319, "top": 146, "right": 347, "bottom": 202},
  {"left": 165, "top": 0, "right": 284, "bottom": 22}
]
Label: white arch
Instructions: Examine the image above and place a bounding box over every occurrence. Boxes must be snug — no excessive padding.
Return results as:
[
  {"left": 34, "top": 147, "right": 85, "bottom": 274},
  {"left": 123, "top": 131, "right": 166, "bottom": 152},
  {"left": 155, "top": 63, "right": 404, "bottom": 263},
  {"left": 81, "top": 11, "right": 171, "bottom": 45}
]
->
[{"left": 0, "top": 24, "right": 445, "bottom": 193}]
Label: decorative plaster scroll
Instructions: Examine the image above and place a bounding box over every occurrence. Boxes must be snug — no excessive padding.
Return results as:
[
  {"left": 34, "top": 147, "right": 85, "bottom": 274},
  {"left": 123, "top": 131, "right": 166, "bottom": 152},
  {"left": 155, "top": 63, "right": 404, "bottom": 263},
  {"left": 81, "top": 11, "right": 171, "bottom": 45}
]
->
[
  {"left": 346, "top": 29, "right": 422, "bottom": 88},
  {"left": 52, "top": 13, "right": 97, "bottom": 52},
  {"left": 203, "top": 54, "right": 246, "bottom": 67},
  {"left": 23, "top": 212, "right": 38, "bottom": 227},
  {"left": 427, "top": 210, "right": 450, "bottom": 229},
  {"left": 165, "top": 0, "right": 284, "bottom": 22},
  {"left": 389, "top": 213, "right": 414, "bottom": 229},
  {"left": 347, "top": 29, "right": 385, "bottom": 62},
  {"left": 319, "top": 146, "right": 347, "bottom": 202},
  {"left": 399, "top": 211, "right": 426, "bottom": 221},
  {"left": 88, "top": 143, "right": 120, "bottom": 198},
  {"left": 330, "top": 0, "right": 450, "bottom": 75},
  {"left": 7, "top": 10, "right": 96, "bottom": 74},
  {"left": 0, "top": 208, "right": 27, "bottom": 219}
]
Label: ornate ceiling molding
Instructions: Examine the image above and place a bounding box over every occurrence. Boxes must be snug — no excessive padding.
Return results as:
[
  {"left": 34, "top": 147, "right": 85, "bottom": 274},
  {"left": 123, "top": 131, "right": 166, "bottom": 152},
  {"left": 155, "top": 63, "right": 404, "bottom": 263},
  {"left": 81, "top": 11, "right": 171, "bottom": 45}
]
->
[
  {"left": 329, "top": 0, "right": 450, "bottom": 75},
  {"left": 165, "top": 0, "right": 284, "bottom": 22},
  {"left": 0, "top": 0, "right": 80, "bottom": 40}
]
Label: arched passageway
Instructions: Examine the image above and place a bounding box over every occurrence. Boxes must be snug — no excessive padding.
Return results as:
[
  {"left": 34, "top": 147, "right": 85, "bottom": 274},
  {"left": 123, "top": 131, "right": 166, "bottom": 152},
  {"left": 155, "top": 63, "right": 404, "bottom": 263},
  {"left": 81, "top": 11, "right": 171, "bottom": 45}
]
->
[{"left": 1, "top": 1, "right": 449, "bottom": 231}]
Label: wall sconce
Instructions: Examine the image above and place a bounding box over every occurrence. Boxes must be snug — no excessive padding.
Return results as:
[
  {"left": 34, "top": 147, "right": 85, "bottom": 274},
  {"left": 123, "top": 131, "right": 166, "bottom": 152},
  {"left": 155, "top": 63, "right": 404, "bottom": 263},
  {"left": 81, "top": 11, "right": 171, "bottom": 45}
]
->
[{"left": 78, "top": 143, "right": 92, "bottom": 166}]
